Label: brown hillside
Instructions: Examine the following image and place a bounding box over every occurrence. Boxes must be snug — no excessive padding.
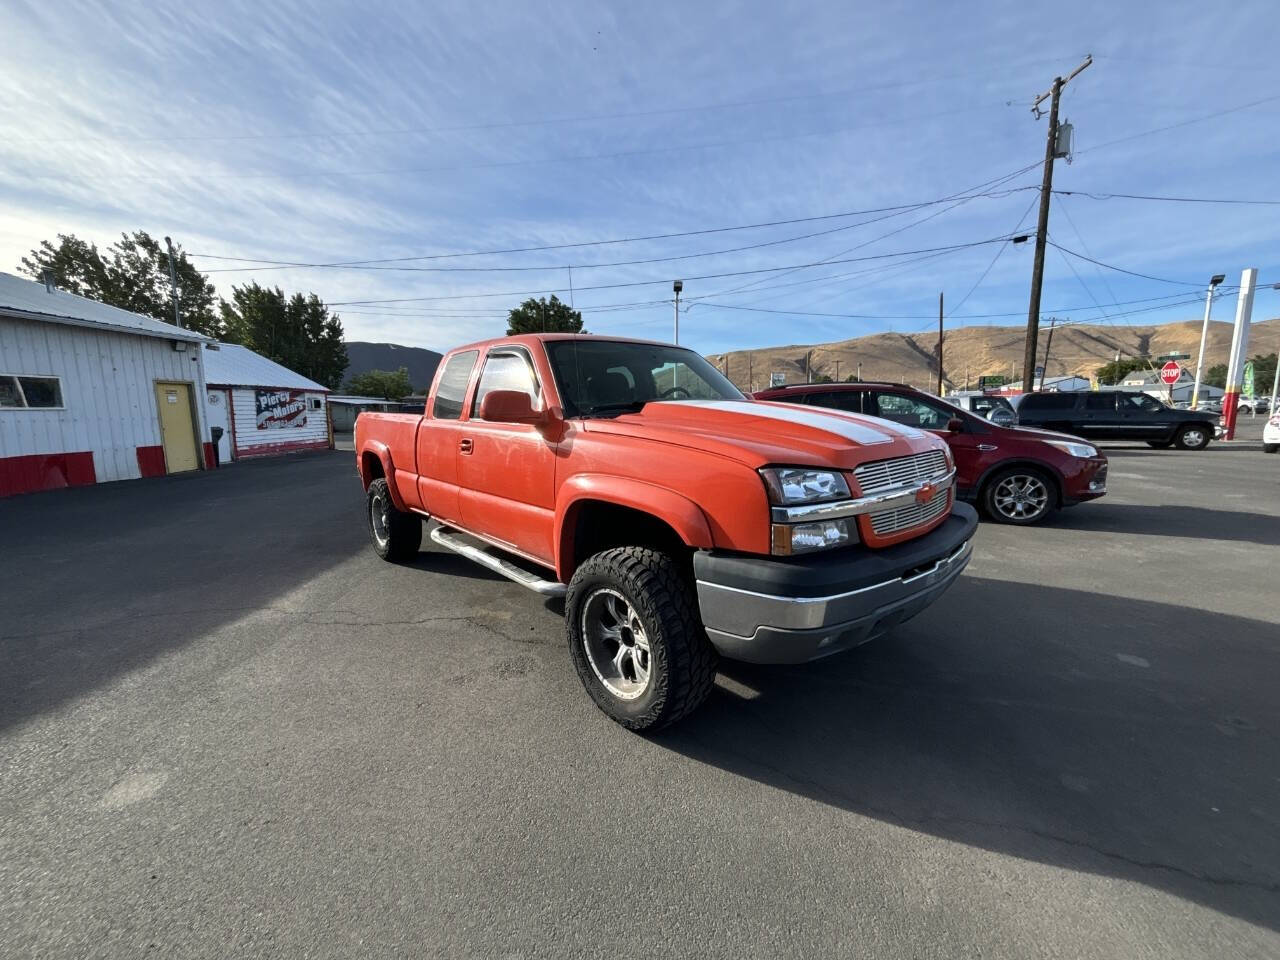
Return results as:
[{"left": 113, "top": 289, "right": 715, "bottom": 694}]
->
[{"left": 707, "top": 317, "right": 1279, "bottom": 393}]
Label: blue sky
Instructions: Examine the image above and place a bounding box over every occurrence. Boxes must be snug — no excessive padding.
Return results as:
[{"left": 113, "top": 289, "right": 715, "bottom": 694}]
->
[{"left": 1, "top": 0, "right": 1277, "bottom": 355}]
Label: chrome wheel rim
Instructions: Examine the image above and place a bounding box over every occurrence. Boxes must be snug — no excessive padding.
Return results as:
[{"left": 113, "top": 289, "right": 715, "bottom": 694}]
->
[
  {"left": 1183, "top": 429, "right": 1205, "bottom": 447},
  {"left": 370, "top": 491, "right": 390, "bottom": 547},
  {"left": 581, "top": 588, "right": 651, "bottom": 701},
  {"left": 993, "top": 475, "right": 1049, "bottom": 520}
]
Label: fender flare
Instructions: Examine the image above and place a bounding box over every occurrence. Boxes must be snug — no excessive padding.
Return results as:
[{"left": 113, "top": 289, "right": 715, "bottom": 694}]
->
[
  {"left": 358, "top": 441, "right": 408, "bottom": 512},
  {"left": 554, "top": 474, "right": 714, "bottom": 580}
]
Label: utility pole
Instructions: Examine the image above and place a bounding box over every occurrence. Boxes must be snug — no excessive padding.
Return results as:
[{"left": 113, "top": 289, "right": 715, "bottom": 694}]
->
[
  {"left": 1191, "top": 274, "right": 1226, "bottom": 409},
  {"left": 164, "top": 236, "right": 182, "bottom": 329},
  {"left": 834, "top": 359, "right": 841, "bottom": 382},
  {"left": 1022, "top": 55, "right": 1092, "bottom": 391},
  {"left": 806, "top": 350, "right": 813, "bottom": 383},
  {"left": 1038, "top": 318, "right": 1059, "bottom": 391},
  {"left": 748, "top": 353, "right": 753, "bottom": 392},
  {"left": 937, "top": 291, "right": 945, "bottom": 395}
]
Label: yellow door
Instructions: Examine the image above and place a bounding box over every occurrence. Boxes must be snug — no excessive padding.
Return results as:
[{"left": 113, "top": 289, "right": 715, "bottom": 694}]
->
[{"left": 155, "top": 382, "right": 199, "bottom": 473}]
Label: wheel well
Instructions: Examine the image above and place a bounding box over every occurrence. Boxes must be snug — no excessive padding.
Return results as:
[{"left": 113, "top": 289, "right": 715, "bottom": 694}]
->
[
  {"left": 562, "top": 500, "right": 690, "bottom": 580},
  {"left": 361, "top": 451, "right": 385, "bottom": 488},
  {"left": 979, "top": 460, "right": 1063, "bottom": 505}
]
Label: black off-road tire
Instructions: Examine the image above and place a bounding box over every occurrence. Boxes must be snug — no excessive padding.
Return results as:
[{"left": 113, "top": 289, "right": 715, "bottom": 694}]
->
[
  {"left": 1175, "top": 424, "right": 1211, "bottom": 451},
  {"left": 565, "top": 547, "right": 717, "bottom": 731},
  {"left": 980, "top": 466, "right": 1058, "bottom": 526},
  {"left": 366, "top": 477, "right": 422, "bottom": 562}
]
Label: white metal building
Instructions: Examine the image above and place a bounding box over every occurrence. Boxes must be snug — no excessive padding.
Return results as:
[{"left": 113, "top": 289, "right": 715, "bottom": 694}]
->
[
  {"left": 0, "top": 271, "right": 212, "bottom": 497},
  {"left": 201, "top": 342, "right": 330, "bottom": 463}
]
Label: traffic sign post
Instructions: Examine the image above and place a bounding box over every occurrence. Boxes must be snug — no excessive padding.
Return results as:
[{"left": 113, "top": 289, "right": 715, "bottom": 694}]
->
[{"left": 1160, "top": 361, "right": 1181, "bottom": 405}]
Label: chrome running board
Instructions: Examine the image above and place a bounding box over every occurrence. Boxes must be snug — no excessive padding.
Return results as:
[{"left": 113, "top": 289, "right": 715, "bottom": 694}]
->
[{"left": 429, "top": 526, "right": 566, "bottom": 597}]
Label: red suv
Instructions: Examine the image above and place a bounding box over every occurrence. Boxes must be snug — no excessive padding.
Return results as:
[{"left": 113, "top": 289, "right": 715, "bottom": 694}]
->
[{"left": 752, "top": 382, "right": 1108, "bottom": 525}]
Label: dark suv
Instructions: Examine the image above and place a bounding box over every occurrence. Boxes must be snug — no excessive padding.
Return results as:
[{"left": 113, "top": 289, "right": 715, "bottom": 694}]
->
[
  {"left": 752, "top": 382, "right": 1108, "bottom": 525},
  {"left": 1013, "top": 390, "right": 1218, "bottom": 450}
]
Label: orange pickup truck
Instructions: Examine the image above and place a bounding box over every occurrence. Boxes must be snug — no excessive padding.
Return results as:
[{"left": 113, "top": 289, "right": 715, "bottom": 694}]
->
[{"left": 356, "top": 334, "right": 976, "bottom": 729}]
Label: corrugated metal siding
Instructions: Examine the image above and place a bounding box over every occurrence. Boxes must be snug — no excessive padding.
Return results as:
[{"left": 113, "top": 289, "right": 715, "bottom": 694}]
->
[
  {"left": 0, "top": 315, "right": 210, "bottom": 482},
  {"left": 230, "top": 388, "right": 328, "bottom": 454}
]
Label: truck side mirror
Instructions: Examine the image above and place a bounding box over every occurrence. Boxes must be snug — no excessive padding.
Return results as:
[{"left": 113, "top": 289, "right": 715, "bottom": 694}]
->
[{"left": 478, "top": 389, "right": 546, "bottom": 426}]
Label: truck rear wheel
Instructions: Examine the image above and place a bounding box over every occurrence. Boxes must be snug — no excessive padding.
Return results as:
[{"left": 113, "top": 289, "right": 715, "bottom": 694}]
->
[
  {"left": 367, "top": 478, "right": 422, "bottom": 562},
  {"left": 565, "top": 547, "right": 717, "bottom": 731}
]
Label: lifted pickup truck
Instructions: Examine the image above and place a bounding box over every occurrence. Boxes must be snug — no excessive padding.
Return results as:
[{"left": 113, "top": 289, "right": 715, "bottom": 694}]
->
[{"left": 356, "top": 335, "right": 977, "bottom": 729}]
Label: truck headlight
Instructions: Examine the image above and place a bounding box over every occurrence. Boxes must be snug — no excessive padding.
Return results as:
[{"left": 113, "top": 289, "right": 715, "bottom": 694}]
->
[
  {"left": 1044, "top": 439, "right": 1098, "bottom": 458},
  {"left": 771, "top": 519, "right": 852, "bottom": 555},
  {"left": 759, "top": 467, "right": 850, "bottom": 504}
]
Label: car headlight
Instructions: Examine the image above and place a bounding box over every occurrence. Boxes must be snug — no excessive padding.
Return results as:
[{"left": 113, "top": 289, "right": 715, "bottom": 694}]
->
[
  {"left": 759, "top": 467, "right": 850, "bottom": 504},
  {"left": 1044, "top": 439, "right": 1098, "bottom": 459}
]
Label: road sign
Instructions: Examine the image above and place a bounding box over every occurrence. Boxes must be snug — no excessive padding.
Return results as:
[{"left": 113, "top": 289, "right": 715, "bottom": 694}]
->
[
  {"left": 1159, "top": 361, "right": 1182, "bottom": 385},
  {"left": 977, "top": 375, "right": 1006, "bottom": 389},
  {"left": 1157, "top": 352, "right": 1191, "bottom": 363},
  {"left": 769, "top": 372, "right": 786, "bottom": 388}
]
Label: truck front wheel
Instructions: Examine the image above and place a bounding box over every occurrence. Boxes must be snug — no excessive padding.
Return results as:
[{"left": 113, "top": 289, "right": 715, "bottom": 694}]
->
[
  {"left": 565, "top": 547, "right": 717, "bottom": 731},
  {"left": 366, "top": 477, "right": 422, "bottom": 562}
]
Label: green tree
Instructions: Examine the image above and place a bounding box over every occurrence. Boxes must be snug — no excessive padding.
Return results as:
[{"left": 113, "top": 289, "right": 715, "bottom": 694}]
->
[
  {"left": 814, "top": 374, "right": 834, "bottom": 383},
  {"left": 345, "top": 367, "right": 412, "bottom": 400},
  {"left": 21, "top": 231, "right": 222, "bottom": 337},
  {"left": 220, "top": 282, "right": 348, "bottom": 389},
  {"left": 506, "top": 295, "right": 584, "bottom": 335},
  {"left": 1094, "top": 357, "right": 1147, "bottom": 385},
  {"left": 1204, "top": 364, "right": 1227, "bottom": 389},
  {"left": 1245, "top": 353, "right": 1277, "bottom": 396}
]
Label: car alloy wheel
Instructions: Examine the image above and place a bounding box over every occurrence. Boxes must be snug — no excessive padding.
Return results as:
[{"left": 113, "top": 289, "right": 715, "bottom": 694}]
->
[
  {"left": 580, "top": 587, "right": 652, "bottom": 701},
  {"left": 992, "top": 474, "right": 1049, "bottom": 521}
]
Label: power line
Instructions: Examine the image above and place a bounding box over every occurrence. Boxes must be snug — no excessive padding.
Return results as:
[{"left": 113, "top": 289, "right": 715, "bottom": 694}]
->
[
  {"left": 1055, "top": 189, "right": 1280, "bottom": 205},
  {"left": 1044, "top": 240, "right": 1205, "bottom": 286},
  {"left": 326, "top": 236, "right": 1019, "bottom": 305},
  {"left": 945, "top": 193, "right": 1040, "bottom": 317},
  {"left": 692, "top": 290, "right": 1209, "bottom": 320},
  {"left": 200, "top": 196, "right": 1023, "bottom": 276},
  {"left": 1077, "top": 94, "right": 1280, "bottom": 154},
  {"left": 193, "top": 178, "right": 1039, "bottom": 270}
]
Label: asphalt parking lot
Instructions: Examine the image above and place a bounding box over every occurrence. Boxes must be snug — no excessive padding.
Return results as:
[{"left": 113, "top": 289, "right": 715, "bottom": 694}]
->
[{"left": 3, "top": 422, "right": 1278, "bottom": 959}]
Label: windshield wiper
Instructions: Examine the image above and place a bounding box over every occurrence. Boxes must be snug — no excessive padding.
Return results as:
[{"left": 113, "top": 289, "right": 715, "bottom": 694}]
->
[{"left": 582, "top": 400, "right": 648, "bottom": 418}]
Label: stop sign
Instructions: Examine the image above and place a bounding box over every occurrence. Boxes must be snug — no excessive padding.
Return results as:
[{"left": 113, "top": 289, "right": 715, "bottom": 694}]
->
[{"left": 1160, "top": 361, "right": 1181, "bottom": 385}]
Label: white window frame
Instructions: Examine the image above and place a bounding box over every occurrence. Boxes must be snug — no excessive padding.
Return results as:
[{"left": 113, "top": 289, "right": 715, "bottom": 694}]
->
[{"left": 0, "top": 373, "right": 66, "bottom": 410}]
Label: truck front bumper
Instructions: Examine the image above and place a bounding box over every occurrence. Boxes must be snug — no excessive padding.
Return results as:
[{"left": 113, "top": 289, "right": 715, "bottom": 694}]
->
[{"left": 693, "top": 503, "right": 978, "bottom": 664}]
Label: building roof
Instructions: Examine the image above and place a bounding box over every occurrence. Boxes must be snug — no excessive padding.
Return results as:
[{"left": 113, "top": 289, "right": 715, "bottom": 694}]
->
[
  {"left": 1002, "top": 374, "right": 1091, "bottom": 392},
  {"left": 202, "top": 342, "right": 328, "bottom": 392},
  {"left": 0, "top": 270, "right": 207, "bottom": 342}
]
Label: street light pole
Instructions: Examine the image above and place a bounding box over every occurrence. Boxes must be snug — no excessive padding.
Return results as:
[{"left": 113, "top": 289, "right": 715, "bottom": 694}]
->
[
  {"left": 672, "top": 280, "right": 682, "bottom": 345},
  {"left": 1191, "top": 274, "right": 1226, "bottom": 410}
]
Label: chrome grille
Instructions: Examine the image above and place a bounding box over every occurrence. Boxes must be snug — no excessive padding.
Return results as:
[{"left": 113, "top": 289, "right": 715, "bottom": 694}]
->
[
  {"left": 853, "top": 449, "right": 949, "bottom": 494},
  {"left": 869, "top": 487, "right": 950, "bottom": 536}
]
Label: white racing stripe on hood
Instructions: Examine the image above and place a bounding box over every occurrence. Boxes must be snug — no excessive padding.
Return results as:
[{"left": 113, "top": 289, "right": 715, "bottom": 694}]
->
[{"left": 677, "top": 400, "right": 917, "bottom": 444}]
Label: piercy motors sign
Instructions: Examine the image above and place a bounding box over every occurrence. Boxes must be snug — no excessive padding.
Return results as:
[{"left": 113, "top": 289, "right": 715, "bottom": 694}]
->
[{"left": 255, "top": 389, "right": 308, "bottom": 429}]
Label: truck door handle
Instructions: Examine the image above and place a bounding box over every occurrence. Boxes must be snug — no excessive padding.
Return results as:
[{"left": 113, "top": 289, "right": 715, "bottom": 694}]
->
[{"left": 459, "top": 438, "right": 473, "bottom": 454}]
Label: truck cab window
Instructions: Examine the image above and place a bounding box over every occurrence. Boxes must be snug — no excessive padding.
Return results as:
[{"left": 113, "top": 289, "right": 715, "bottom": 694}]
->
[
  {"left": 432, "top": 350, "right": 479, "bottom": 420},
  {"left": 474, "top": 352, "right": 539, "bottom": 416}
]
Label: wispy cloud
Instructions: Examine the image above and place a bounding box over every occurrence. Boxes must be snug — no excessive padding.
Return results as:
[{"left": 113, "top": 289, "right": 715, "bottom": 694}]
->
[{"left": 1, "top": 0, "right": 1277, "bottom": 352}]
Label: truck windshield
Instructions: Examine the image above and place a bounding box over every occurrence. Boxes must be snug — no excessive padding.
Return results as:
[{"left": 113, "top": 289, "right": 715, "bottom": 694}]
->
[{"left": 545, "top": 339, "right": 743, "bottom": 418}]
